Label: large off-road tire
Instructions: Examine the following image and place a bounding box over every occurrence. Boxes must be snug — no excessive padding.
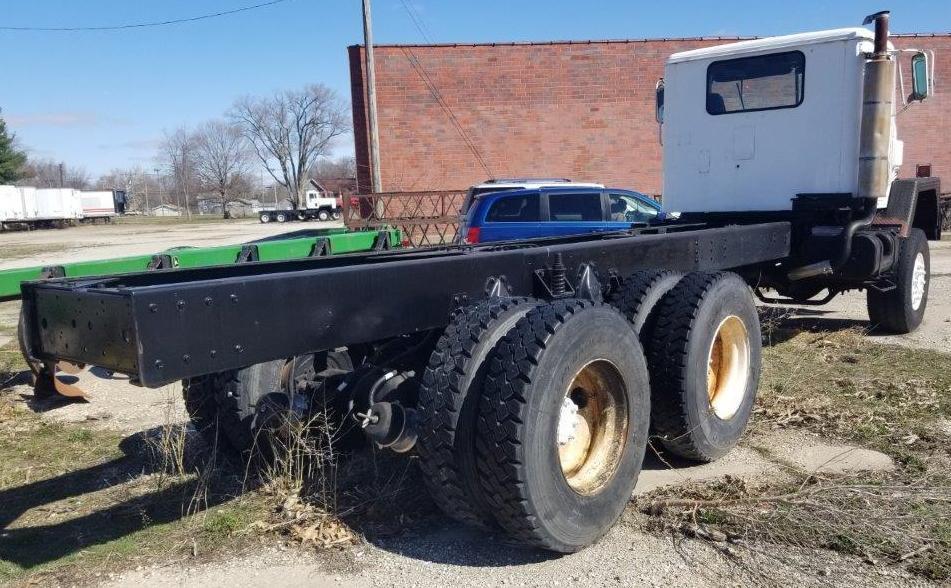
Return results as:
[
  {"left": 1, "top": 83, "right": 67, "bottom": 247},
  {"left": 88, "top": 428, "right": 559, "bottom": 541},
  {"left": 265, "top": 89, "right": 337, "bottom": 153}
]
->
[
  {"left": 607, "top": 269, "right": 683, "bottom": 346},
  {"left": 648, "top": 272, "right": 761, "bottom": 462},
  {"left": 867, "top": 228, "right": 929, "bottom": 334},
  {"left": 417, "top": 297, "right": 539, "bottom": 528},
  {"left": 476, "top": 299, "right": 650, "bottom": 552}
]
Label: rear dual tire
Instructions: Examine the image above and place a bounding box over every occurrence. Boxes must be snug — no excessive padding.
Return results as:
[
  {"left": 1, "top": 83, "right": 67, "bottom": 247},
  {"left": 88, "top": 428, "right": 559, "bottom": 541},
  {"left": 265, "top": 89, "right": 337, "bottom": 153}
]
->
[
  {"left": 647, "top": 272, "right": 761, "bottom": 462},
  {"left": 475, "top": 300, "right": 650, "bottom": 552},
  {"left": 182, "top": 351, "right": 353, "bottom": 457},
  {"left": 417, "top": 297, "right": 540, "bottom": 528}
]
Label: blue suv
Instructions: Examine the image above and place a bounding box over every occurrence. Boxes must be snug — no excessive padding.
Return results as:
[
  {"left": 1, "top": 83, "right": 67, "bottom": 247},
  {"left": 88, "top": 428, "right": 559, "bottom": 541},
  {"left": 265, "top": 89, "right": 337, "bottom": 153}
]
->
[{"left": 461, "top": 187, "right": 661, "bottom": 244}]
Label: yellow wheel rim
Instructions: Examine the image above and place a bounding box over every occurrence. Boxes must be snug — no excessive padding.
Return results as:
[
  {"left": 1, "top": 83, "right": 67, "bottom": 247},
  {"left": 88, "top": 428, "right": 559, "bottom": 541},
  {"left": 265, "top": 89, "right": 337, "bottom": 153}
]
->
[
  {"left": 557, "top": 360, "right": 629, "bottom": 495},
  {"left": 706, "top": 315, "right": 750, "bottom": 420}
]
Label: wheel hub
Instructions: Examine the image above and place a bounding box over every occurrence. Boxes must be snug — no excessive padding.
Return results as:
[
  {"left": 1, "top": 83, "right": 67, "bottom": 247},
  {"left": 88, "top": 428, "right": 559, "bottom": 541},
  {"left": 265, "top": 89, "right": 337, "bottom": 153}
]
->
[
  {"left": 706, "top": 315, "right": 751, "bottom": 420},
  {"left": 911, "top": 252, "right": 926, "bottom": 311},
  {"left": 557, "top": 360, "right": 629, "bottom": 495}
]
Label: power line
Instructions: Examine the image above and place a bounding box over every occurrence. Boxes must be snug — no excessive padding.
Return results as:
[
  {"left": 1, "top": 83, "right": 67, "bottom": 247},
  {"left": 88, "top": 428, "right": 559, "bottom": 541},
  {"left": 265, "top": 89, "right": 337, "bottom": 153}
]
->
[
  {"left": 398, "top": 0, "right": 434, "bottom": 44},
  {"left": 0, "top": 0, "right": 293, "bottom": 32},
  {"left": 400, "top": 47, "right": 494, "bottom": 179},
  {"left": 396, "top": 2, "right": 494, "bottom": 179}
]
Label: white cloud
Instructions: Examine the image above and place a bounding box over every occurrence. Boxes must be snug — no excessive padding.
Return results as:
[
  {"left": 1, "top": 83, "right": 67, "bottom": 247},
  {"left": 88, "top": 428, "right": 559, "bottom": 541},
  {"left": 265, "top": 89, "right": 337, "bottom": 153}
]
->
[{"left": 5, "top": 111, "right": 130, "bottom": 129}]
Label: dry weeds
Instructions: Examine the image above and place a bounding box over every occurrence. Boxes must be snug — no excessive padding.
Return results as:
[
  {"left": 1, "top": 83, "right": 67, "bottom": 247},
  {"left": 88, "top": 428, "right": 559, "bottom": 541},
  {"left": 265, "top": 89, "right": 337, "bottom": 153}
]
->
[{"left": 639, "top": 320, "right": 951, "bottom": 581}]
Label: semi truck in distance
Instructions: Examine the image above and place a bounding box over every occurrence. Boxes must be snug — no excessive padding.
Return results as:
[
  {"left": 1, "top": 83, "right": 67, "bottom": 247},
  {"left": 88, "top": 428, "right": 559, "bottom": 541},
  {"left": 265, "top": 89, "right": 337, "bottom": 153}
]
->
[
  {"left": 16, "top": 11, "right": 943, "bottom": 553},
  {"left": 258, "top": 189, "right": 343, "bottom": 223}
]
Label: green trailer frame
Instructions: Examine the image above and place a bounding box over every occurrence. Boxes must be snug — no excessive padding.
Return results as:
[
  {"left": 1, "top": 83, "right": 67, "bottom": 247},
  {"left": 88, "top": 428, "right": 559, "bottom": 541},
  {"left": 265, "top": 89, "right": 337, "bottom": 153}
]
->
[{"left": 0, "top": 227, "right": 401, "bottom": 301}]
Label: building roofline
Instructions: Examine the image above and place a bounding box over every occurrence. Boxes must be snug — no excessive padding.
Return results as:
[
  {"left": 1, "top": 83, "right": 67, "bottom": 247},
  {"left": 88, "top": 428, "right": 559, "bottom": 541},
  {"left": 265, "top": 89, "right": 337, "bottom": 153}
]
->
[{"left": 347, "top": 32, "right": 950, "bottom": 50}]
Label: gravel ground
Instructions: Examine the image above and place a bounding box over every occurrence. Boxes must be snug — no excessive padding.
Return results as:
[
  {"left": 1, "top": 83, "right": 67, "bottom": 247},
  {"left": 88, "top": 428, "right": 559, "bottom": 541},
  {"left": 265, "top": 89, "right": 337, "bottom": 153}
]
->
[
  {"left": 778, "top": 238, "right": 951, "bottom": 354},
  {"left": 0, "top": 218, "right": 344, "bottom": 270},
  {"left": 105, "top": 515, "right": 924, "bottom": 588}
]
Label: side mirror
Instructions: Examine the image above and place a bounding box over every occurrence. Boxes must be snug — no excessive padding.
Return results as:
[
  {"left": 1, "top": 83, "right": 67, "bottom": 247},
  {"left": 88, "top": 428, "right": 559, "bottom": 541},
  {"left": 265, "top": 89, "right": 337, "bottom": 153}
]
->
[
  {"left": 655, "top": 79, "right": 665, "bottom": 123},
  {"left": 910, "top": 52, "right": 930, "bottom": 101}
]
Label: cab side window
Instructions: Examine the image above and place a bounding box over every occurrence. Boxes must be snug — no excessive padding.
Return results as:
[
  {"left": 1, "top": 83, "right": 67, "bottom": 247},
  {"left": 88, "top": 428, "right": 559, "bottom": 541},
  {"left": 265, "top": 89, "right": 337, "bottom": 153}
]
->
[
  {"left": 548, "top": 192, "right": 602, "bottom": 221},
  {"left": 486, "top": 194, "right": 540, "bottom": 222}
]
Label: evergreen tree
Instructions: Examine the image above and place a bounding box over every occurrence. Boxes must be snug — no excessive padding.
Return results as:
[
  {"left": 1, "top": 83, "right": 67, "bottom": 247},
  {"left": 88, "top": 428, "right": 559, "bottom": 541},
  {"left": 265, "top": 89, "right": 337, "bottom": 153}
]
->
[{"left": 0, "top": 109, "right": 27, "bottom": 184}]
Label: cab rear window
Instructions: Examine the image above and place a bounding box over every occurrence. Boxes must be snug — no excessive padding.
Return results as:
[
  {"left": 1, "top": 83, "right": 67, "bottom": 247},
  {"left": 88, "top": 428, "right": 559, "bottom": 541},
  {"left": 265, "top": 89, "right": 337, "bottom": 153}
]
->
[
  {"left": 707, "top": 51, "right": 805, "bottom": 115},
  {"left": 485, "top": 194, "right": 540, "bottom": 222}
]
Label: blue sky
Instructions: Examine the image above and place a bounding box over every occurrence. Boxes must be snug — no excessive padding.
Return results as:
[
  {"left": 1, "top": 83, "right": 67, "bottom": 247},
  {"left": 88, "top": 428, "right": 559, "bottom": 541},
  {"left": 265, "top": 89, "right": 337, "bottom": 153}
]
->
[{"left": 1, "top": 0, "right": 948, "bottom": 177}]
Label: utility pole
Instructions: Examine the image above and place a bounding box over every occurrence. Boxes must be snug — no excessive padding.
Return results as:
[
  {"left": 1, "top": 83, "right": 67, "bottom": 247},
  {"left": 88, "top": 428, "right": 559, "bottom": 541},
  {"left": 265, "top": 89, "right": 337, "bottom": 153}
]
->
[
  {"left": 58, "top": 162, "right": 64, "bottom": 188},
  {"left": 362, "top": 0, "right": 382, "bottom": 194},
  {"left": 152, "top": 167, "right": 160, "bottom": 216},
  {"left": 143, "top": 171, "right": 150, "bottom": 215},
  {"left": 181, "top": 149, "right": 192, "bottom": 220}
]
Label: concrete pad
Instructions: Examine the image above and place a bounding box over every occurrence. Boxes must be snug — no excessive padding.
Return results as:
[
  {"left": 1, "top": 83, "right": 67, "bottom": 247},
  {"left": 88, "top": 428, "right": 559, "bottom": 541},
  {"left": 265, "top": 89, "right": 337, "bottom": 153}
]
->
[
  {"left": 756, "top": 432, "right": 895, "bottom": 474},
  {"left": 633, "top": 429, "right": 893, "bottom": 496},
  {"left": 633, "top": 444, "right": 770, "bottom": 495}
]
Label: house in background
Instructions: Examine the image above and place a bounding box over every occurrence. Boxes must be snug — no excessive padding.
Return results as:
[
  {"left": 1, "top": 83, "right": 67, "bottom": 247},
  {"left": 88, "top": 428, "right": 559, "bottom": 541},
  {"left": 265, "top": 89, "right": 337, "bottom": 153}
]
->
[
  {"left": 315, "top": 176, "right": 358, "bottom": 197},
  {"left": 225, "top": 199, "right": 262, "bottom": 218},
  {"left": 150, "top": 203, "right": 182, "bottom": 217}
]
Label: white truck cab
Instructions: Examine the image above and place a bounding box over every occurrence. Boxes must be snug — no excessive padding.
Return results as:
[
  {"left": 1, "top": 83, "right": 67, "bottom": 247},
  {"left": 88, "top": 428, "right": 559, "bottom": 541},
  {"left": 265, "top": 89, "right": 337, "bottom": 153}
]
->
[{"left": 658, "top": 24, "right": 931, "bottom": 214}]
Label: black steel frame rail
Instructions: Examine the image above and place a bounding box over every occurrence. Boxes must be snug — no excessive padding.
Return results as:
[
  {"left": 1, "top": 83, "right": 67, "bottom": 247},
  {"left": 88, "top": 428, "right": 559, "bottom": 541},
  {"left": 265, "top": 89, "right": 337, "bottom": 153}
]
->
[{"left": 21, "top": 222, "right": 790, "bottom": 387}]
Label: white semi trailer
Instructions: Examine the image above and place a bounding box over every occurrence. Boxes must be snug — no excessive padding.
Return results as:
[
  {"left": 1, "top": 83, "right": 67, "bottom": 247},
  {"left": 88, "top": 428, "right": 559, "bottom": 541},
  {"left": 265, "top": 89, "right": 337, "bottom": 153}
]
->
[
  {"left": 0, "top": 186, "right": 121, "bottom": 230},
  {"left": 0, "top": 185, "right": 22, "bottom": 223},
  {"left": 79, "top": 190, "right": 120, "bottom": 223}
]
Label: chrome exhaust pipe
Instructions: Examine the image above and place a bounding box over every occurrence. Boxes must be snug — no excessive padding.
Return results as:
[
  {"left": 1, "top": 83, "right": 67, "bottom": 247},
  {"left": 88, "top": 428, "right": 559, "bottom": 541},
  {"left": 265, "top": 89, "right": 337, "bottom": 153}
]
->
[
  {"left": 788, "top": 11, "right": 893, "bottom": 282},
  {"left": 858, "top": 10, "right": 894, "bottom": 203}
]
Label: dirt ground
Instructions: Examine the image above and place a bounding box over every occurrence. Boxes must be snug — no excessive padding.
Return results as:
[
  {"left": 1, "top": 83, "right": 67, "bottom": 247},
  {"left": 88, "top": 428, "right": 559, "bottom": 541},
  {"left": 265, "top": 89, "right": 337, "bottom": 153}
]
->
[
  {"left": 0, "top": 218, "right": 344, "bottom": 271},
  {"left": 1, "top": 222, "right": 949, "bottom": 587},
  {"left": 780, "top": 238, "right": 951, "bottom": 354}
]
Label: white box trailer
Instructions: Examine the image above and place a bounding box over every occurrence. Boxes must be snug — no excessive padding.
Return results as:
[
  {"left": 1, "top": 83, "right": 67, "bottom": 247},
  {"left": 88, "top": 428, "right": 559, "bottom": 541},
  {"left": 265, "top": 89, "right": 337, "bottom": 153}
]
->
[
  {"left": 18, "top": 187, "right": 38, "bottom": 219},
  {"left": 79, "top": 190, "right": 118, "bottom": 221},
  {"left": 35, "top": 189, "right": 82, "bottom": 222},
  {"left": 0, "top": 185, "right": 22, "bottom": 222}
]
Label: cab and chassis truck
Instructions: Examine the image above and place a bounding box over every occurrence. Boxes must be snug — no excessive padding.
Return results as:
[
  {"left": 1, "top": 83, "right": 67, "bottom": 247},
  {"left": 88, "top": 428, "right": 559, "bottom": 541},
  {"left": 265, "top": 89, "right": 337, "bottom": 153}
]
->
[{"left": 17, "top": 12, "right": 943, "bottom": 552}]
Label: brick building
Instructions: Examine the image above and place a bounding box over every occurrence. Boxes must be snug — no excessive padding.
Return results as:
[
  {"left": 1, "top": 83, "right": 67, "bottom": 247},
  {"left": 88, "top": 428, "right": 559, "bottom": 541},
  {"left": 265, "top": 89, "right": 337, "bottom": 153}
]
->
[{"left": 349, "top": 34, "right": 950, "bottom": 196}]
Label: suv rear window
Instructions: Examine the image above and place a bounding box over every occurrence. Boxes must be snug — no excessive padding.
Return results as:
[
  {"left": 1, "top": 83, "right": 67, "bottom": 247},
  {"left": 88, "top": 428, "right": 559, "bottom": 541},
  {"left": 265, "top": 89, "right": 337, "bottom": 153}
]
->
[
  {"left": 485, "top": 194, "right": 540, "bottom": 222},
  {"left": 706, "top": 51, "right": 805, "bottom": 115},
  {"left": 548, "top": 192, "right": 602, "bottom": 221}
]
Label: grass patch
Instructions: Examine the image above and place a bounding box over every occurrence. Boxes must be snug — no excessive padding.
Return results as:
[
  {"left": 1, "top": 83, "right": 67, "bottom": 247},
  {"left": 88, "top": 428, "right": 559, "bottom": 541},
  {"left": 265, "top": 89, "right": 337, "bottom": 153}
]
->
[
  {"left": 0, "top": 389, "right": 267, "bottom": 585},
  {"left": 755, "top": 326, "right": 951, "bottom": 459},
  {"left": 0, "top": 243, "right": 72, "bottom": 262},
  {"left": 115, "top": 216, "right": 244, "bottom": 226},
  {"left": 639, "top": 323, "right": 951, "bottom": 581}
]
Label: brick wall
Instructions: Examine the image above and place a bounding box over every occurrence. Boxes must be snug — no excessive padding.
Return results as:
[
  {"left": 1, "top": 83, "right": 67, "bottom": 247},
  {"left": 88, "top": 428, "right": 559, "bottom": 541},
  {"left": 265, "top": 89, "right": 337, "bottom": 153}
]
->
[{"left": 350, "top": 35, "right": 951, "bottom": 196}]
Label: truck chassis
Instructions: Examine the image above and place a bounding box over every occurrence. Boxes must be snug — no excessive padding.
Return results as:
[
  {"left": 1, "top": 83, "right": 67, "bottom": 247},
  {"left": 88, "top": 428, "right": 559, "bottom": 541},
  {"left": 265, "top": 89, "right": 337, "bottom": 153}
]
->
[{"left": 21, "top": 221, "right": 788, "bottom": 387}]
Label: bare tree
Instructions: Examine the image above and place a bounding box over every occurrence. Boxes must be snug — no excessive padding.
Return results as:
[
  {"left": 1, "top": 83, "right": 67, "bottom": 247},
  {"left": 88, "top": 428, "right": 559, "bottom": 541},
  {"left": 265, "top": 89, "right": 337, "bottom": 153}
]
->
[
  {"left": 17, "top": 158, "right": 90, "bottom": 189},
  {"left": 230, "top": 84, "right": 349, "bottom": 209},
  {"left": 97, "top": 166, "right": 163, "bottom": 213},
  {"left": 192, "top": 120, "right": 250, "bottom": 217},
  {"left": 160, "top": 127, "right": 197, "bottom": 218},
  {"left": 309, "top": 155, "right": 357, "bottom": 196}
]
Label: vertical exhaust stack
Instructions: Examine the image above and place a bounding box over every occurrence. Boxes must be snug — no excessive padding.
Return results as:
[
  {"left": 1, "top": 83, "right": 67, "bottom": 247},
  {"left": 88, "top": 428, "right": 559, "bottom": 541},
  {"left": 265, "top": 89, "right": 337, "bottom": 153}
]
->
[
  {"left": 788, "top": 11, "right": 894, "bottom": 282},
  {"left": 858, "top": 11, "right": 895, "bottom": 203}
]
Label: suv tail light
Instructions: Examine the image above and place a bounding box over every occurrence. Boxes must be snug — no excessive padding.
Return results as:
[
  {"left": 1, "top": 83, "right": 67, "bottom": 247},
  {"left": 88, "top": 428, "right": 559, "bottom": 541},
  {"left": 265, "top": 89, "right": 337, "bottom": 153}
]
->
[{"left": 465, "top": 226, "right": 481, "bottom": 244}]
